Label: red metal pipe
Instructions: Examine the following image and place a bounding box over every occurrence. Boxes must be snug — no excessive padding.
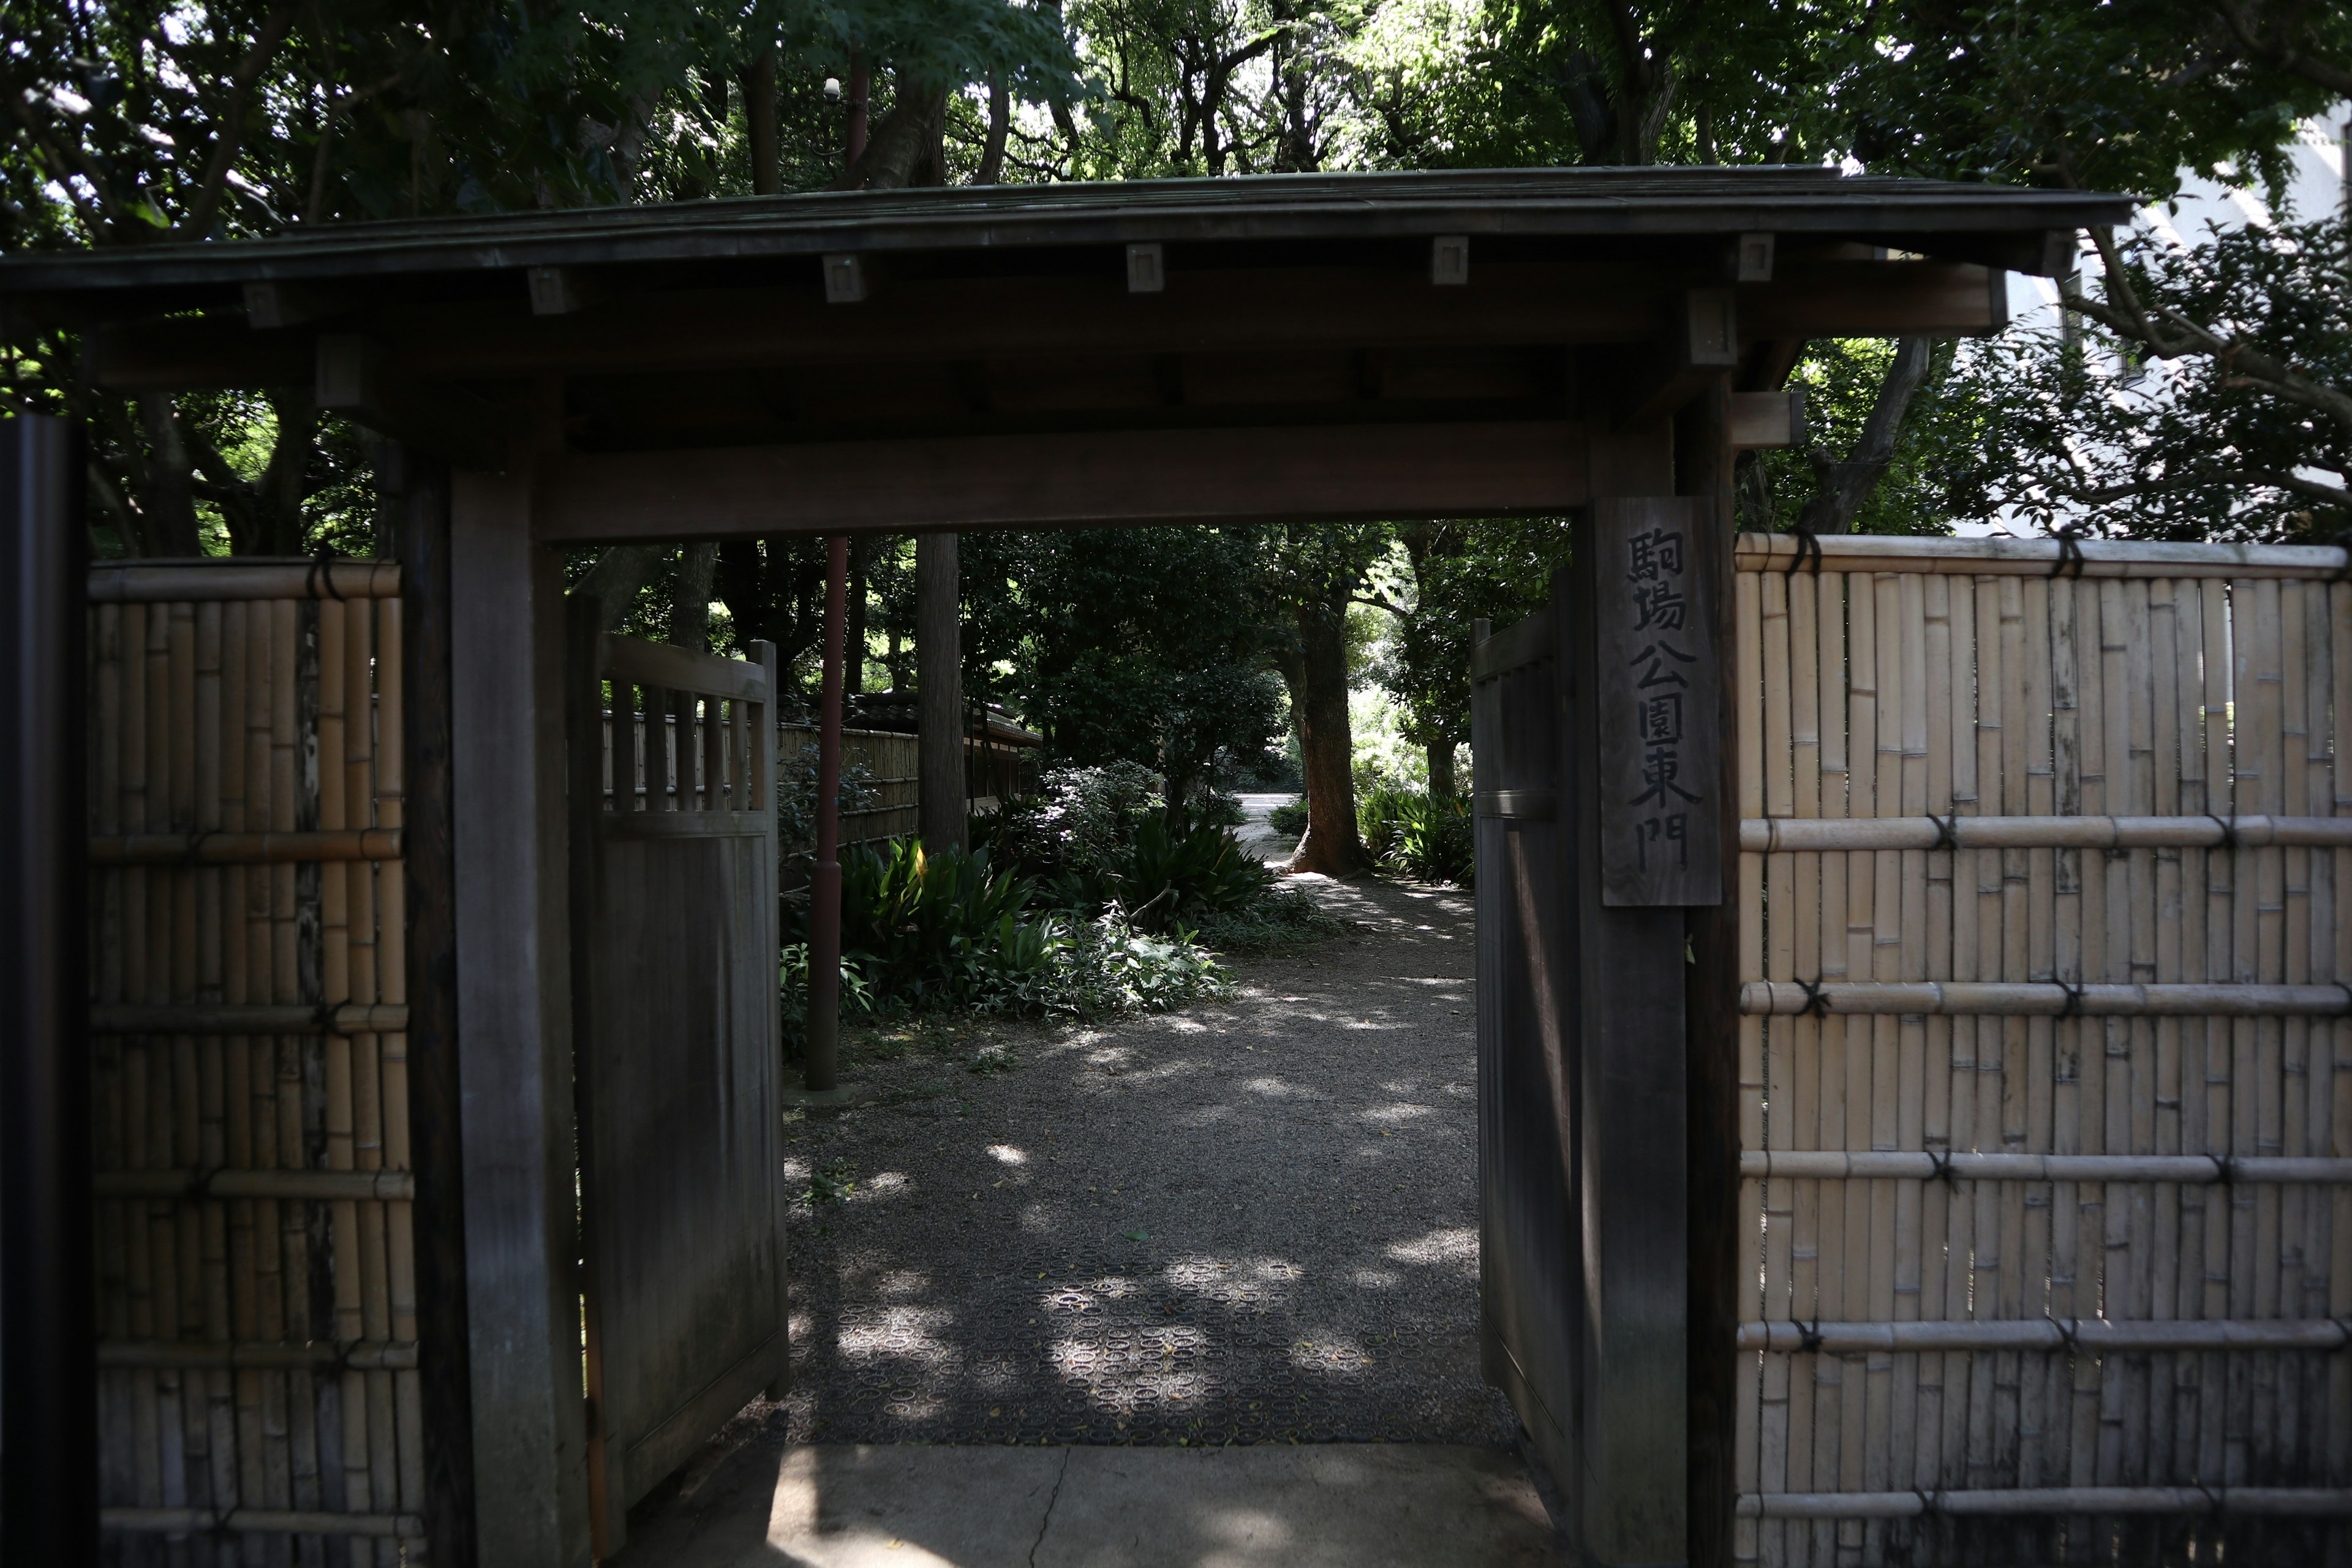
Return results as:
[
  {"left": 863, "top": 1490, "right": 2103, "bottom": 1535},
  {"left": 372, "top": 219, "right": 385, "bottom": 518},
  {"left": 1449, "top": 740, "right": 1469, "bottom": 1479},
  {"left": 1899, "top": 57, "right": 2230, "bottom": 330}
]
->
[{"left": 804, "top": 534, "right": 850, "bottom": 1091}]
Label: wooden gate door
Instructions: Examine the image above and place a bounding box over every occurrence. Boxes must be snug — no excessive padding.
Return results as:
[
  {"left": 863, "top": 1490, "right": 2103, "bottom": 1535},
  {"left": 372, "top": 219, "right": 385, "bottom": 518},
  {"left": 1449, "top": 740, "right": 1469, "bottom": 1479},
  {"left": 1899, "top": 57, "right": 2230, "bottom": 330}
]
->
[
  {"left": 567, "top": 613, "right": 788, "bottom": 1557},
  {"left": 1471, "top": 590, "right": 1583, "bottom": 1518}
]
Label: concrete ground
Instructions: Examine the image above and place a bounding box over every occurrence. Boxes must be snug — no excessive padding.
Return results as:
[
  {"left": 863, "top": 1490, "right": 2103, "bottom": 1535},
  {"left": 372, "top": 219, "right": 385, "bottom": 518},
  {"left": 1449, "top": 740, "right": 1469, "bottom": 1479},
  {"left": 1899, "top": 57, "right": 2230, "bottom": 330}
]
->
[
  {"left": 617, "top": 1442, "right": 1562, "bottom": 1567},
  {"left": 1231, "top": 791, "right": 1300, "bottom": 864}
]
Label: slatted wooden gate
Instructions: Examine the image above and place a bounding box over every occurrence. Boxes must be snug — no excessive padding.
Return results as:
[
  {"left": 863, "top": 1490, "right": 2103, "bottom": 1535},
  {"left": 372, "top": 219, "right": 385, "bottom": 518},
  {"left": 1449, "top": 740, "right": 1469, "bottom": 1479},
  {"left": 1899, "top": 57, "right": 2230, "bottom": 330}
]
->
[
  {"left": 1728, "top": 533, "right": 2352, "bottom": 1566},
  {"left": 566, "top": 616, "right": 788, "bottom": 1559},
  {"left": 1471, "top": 595, "right": 1580, "bottom": 1519}
]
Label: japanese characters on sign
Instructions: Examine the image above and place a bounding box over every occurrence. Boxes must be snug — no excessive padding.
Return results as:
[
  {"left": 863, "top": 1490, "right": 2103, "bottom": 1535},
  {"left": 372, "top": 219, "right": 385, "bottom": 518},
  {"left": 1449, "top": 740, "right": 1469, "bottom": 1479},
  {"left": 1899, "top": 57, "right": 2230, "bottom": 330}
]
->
[{"left": 1592, "top": 499, "right": 1721, "bottom": 906}]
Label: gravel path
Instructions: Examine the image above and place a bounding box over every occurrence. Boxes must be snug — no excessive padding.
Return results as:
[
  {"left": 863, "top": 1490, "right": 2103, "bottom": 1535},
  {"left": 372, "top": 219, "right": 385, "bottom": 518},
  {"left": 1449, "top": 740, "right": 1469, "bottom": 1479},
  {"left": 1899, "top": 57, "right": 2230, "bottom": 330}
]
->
[{"left": 772, "top": 874, "right": 1514, "bottom": 1451}]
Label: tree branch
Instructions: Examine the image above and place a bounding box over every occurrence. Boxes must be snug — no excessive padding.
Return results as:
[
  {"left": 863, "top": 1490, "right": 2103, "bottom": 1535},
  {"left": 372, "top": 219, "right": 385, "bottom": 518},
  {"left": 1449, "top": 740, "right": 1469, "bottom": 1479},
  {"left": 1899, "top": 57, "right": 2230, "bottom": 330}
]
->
[{"left": 179, "top": 4, "right": 301, "bottom": 239}]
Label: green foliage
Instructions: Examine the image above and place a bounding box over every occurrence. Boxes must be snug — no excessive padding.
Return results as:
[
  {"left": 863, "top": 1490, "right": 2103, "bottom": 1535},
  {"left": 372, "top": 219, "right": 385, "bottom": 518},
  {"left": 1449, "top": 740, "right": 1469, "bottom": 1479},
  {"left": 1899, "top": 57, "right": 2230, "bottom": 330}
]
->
[
  {"left": 1944, "top": 216, "right": 2351, "bottom": 541},
  {"left": 1093, "top": 813, "right": 1278, "bottom": 930},
  {"left": 1267, "top": 800, "right": 1309, "bottom": 837},
  {"left": 958, "top": 529, "right": 1286, "bottom": 805},
  {"left": 1355, "top": 784, "right": 1472, "bottom": 886},
  {"left": 1365, "top": 519, "right": 1569, "bottom": 763}
]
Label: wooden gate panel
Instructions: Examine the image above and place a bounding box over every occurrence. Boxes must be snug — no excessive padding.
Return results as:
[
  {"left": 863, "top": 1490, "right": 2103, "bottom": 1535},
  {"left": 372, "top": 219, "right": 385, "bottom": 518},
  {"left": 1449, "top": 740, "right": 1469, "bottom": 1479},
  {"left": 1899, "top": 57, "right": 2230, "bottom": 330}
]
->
[
  {"left": 1472, "top": 602, "right": 1580, "bottom": 1515},
  {"left": 568, "top": 618, "right": 785, "bottom": 1557}
]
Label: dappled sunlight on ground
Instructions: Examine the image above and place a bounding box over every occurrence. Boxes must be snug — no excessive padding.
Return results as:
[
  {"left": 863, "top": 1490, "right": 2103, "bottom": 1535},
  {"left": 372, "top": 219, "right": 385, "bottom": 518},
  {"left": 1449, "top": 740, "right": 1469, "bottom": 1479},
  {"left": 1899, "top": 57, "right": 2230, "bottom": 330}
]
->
[{"left": 755, "top": 875, "right": 1508, "bottom": 1452}]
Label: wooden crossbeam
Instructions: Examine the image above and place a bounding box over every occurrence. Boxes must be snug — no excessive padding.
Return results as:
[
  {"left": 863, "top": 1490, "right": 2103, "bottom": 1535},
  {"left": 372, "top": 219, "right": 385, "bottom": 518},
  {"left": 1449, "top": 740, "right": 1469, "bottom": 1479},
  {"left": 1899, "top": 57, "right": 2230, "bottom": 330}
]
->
[{"left": 533, "top": 420, "right": 1591, "bottom": 540}]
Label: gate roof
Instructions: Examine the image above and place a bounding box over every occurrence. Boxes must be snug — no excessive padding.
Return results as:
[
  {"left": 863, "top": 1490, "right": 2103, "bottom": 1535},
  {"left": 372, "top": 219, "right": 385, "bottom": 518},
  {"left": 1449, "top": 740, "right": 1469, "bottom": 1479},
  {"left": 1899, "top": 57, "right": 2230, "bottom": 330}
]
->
[{"left": 1, "top": 169, "right": 2130, "bottom": 530}]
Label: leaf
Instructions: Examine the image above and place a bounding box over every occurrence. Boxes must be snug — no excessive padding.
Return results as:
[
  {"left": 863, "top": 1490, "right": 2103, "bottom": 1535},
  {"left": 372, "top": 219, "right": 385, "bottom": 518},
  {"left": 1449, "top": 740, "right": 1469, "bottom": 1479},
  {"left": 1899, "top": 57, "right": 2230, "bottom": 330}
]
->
[{"left": 1123, "top": 1227, "right": 1151, "bottom": 1242}]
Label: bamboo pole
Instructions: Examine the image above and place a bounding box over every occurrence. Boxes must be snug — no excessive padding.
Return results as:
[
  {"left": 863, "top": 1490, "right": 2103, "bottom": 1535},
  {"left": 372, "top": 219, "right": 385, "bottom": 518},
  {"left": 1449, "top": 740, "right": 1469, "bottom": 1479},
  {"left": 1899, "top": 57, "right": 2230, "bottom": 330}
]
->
[
  {"left": 1736, "top": 1152, "right": 2352, "bottom": 1182},
  {"left": 88, "top": 829, "right": 406, "bottom": 864},
  {"left": 2245, "top": 578, "right": 2286, "bottom": 1490},
  {"left": 1733, "top": 532, "right": 2349, "bottom": 581},
  {"left": 1738, "top": 1487, "right": 2352, "bottom": 1519},
  {"left": 101, "top": 1506, "right": 426, "bottom": 1537},
  {"left": 96, "top": 1170, "right": 418, "bottom": 1200},
  {"left": 2197, "top": 574, "right": 2235, "bottom": 1489},
  {"left": 1741, "top": 981, "right": 2352, "bottom": 1016},
  {"left": 2332, "top": 579, "right": 2352, "bottom": 1552},
  {"left": 1736, "top": 1319, "right": 2351, "bottom": 1354},
  {"left": 1741, "top": 562, "right": 1777, "bottom": 1567},
  {"left": 100, "top": 1340, "right": 421, "bottom": 1370},
  {"left": 1785, "top": 565, "right": 1827, "bottom": 1568}
]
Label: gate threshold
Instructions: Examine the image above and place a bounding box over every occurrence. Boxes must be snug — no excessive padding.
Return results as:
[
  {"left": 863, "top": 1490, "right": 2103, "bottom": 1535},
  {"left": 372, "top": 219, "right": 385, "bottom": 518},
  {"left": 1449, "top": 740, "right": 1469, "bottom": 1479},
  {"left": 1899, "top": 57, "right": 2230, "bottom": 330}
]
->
[{"left": 617, "top": 1442, "right": 1562, "bottom": 1566}]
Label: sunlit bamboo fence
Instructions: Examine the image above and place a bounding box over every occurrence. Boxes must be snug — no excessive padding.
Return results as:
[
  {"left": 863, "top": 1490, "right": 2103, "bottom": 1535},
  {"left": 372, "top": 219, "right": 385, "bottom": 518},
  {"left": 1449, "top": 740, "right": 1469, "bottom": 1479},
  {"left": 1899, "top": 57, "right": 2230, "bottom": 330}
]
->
[
  {"left": 1731, "top": 532, "right": 2352, "bottom": 1567},
  {"left": 89, "top": 559, "right": 422, "bottom": 1563}
]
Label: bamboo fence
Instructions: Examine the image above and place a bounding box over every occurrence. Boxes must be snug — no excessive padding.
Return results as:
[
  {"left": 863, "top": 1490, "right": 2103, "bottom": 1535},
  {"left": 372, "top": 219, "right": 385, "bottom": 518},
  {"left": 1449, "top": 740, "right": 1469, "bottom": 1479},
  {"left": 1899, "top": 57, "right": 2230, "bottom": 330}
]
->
[
  {"left": 1732, "top": 533, "right": 2352, "bottom": 1567},
  {"left": 89, "top": 558, "right": 423, "bottom": 1564}
]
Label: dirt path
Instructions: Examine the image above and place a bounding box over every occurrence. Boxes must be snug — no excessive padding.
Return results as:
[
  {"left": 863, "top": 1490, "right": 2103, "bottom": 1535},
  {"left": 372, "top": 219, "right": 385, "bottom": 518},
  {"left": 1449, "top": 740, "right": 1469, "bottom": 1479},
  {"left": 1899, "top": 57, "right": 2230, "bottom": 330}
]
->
[{"left": 769, "top": 874, "right": 1513, "bottom": 1452}]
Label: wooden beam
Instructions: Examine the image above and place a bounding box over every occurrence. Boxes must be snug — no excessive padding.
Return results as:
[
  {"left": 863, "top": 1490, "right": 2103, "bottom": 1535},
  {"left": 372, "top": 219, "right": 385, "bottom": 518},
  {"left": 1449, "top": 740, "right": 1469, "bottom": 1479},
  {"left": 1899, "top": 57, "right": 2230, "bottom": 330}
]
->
[
  {"left": 1728, "top": 389, "right": 1804, "bottom": 449},
  {"left": 315, "top": 334, "right": 510, "bottom": 472},
  {"left": 1618, "top": 289, "right": 1739, "bottom": 426},
  {"left": 1741, "top": 258, "right": 2003, "bottom": 337},
  {"left": 531, "top": 420, "right": 1591, "bottom": 541},
  {"left": 244, "top": 279, "right": 355, "bottom": 329},
  {"left": 448, "top": 467, "right": 592, "bottom": 1568},
  {"left": 90, "top": 318, "right": 309, "bottom": 390}
]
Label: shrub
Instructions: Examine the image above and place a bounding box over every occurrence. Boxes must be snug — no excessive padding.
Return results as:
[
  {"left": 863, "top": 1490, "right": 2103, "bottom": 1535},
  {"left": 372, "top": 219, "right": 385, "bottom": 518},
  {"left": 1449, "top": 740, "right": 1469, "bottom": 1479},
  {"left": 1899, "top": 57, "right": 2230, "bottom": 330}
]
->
[
  {"left": 1267, "top": 799, "right": 1308, "bottom": 837},
  {"left": 1089, "top": 813, "right": 1275, "bottom": 930},
  {"left": 1352, "top": 786, "right": 1475, "bottom": 888}
]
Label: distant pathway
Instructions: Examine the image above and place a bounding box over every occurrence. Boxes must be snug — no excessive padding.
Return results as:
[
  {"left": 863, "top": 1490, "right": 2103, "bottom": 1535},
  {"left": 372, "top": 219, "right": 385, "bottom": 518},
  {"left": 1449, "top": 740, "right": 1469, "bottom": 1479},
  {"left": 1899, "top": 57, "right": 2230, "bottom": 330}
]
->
[{"left": 771, "top": 875, "right": 1512, "bottom": 1451}]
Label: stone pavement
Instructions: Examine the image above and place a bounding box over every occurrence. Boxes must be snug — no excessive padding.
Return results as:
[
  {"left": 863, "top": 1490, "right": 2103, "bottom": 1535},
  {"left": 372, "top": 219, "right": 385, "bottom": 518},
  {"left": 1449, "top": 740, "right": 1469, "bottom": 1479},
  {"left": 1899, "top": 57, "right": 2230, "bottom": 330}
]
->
[{"left": 617, "top": 1443, "right": 1563, "bottom": 1567}]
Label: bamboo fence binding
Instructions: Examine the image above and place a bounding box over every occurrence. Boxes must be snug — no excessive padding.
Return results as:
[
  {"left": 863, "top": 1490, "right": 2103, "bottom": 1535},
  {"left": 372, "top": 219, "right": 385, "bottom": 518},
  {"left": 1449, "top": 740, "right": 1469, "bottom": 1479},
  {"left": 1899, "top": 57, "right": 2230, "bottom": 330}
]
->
[
  {"left": 1732, "top": 536, "right": 2352, "bottom": 1568},
  {"left": 89, "top": 561, "right": 421, "bottom": 1565}
]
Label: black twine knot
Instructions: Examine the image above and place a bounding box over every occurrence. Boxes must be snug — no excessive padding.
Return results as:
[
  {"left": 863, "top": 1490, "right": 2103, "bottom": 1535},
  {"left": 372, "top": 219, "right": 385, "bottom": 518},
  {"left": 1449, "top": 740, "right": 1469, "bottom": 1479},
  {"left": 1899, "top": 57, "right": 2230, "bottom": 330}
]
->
[
  {"left": 206, "top": 1507, "right": 241, "bottom": 1542},
  {"left": 1928, "top": 813, "right": 1961, "bottom": 854},
  {"left": 2337, "top": 982, "right": 2352, "bottom": 1018},
  {"left": 2049, "top": 524, "right": 2087, "bottom": 579},
  {"left": 2052, "top": 1316, "right": 2082, "bottom": 1356},
  {"left": 179, "top": 828, "right": 220, "bottom": 867},
  {"left": 2206, "top": 813, "right": 2239, "bottom": 852},
  {"left": 1787, "top": 526, "right": 1825, "bottom": 578},
  {"left": 188, "top": 1163, "right": 225, "bottom": 1202},
  {"left": 1795, "top": 977, "right": 1833, "bottom": 1018},
  {"left": 1926, "top": 1147, "right": 1961, "bottom": 1190},
  {"left": 306, "top": 544, "right": 347, "bottom": 602},
  {"left": 1794, "top": 1316, "right": 1825, "bottom": 1354},
  {"left": 312, "top": 998, "right": 356, "bottom": 1036},
  {"left": 2055, "top": 979, "right": 2086, "bottom": 1019}
]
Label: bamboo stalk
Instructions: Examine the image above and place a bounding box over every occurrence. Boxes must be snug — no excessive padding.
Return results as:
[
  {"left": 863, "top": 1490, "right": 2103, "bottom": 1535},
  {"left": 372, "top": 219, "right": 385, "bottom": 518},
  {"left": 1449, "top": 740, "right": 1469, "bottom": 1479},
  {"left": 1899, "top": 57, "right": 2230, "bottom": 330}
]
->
[
  {"left": 96, "top": 1170, "right": 418, "bottom": 1200},
  {"left": 92, "top": 1003, "right": 411, "bottom": 1035},
  {"left": 1741, "top": 562, "right": 1779, "bottom": 1566},
  {"left": 89, "top": 829, "right": 405, "bottom": 864},
  {"left": 1738, "top": 1487, "right": 2352, "bottom": 1519},
  {"left": 2329, "top": 578, "right": 2352, "bottom": 1557},
  {"left": 1741, "top": 981, "right": 2352, "bottom": 1016},
  {"left": 100, "top": 1506, "right": 426, "bottom": 1536},
  {"left": 1733, "top": 532, "right": 2348, "bottom": 581},
  {"left": 2245, "top": 578, "right": 2286, "bottom": 1489},
  {"left": 1736, "top": 1319, "right": 2350, "bottom": 1353},
  {"left": 99, "top": 1340, "right": 421, "bottom": 1371},
  {"left": 1740, "top": 1150, "right": 2352, "bottom": 1181}
]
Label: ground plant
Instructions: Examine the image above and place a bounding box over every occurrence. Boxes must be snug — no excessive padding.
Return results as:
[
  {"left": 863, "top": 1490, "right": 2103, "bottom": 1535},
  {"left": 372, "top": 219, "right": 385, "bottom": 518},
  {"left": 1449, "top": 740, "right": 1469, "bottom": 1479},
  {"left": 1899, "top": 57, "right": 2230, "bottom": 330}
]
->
[{"left": 1358, "top": 784, "right": 1474, "bottom": 888}]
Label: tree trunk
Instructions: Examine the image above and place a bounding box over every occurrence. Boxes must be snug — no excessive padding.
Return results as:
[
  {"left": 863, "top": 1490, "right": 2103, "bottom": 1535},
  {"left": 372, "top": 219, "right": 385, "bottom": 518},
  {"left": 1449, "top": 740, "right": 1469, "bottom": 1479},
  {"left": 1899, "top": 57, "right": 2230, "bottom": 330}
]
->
[
  {"left": 260, "top": 387, "right": 317, "bottom": 554},
  {"left": 916, "top": 531, "right": 965, "bottom": 853},
  {"left": 844, "top": 537, "right": 869, "bottom": 693},
  {"left": 746, "top": 50, "right": 780, "bottom": 196},
  {"left": 976, "top": 72, "right": 1009, "bottom": 185},
  {"left": 1284, "top": 601, "right": 1369, "bottom": 875},
  {"left": 574, "top": 544, "right": 663, "bottom": 632},
  {"left": 669, "top": 543, "right": 719, "bottom": 649},
  {"left": 840, "top": 80, "right": 948, "bottom": 190},
  {"left": 1427, "top": 742, "right": 1456, "bottom": 799},
  {"left": 1799, "top": 336, "right": 1933, "bottom": 535},
  {"left": 137, "top": 393, "right": 202, "bottom": 556}
]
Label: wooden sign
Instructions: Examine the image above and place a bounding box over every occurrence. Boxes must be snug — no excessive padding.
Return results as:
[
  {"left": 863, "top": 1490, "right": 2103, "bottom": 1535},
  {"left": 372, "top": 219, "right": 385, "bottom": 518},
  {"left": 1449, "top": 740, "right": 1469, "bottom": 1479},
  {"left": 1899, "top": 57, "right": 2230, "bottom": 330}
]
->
[{"left": 1592, "top": 496, "right": 1722, "bottom": 906}]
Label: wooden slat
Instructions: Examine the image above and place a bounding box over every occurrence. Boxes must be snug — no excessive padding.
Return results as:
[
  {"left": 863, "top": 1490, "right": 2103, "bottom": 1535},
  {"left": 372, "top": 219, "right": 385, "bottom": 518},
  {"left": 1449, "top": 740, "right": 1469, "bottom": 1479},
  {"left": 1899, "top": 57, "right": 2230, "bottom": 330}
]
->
[
  {"left": 600, "top": 634, "right": 769, "bottom": 703},
  {"left": 91, "top": 1003, "right": 410, "bottom": 1035},
  {"left": 1470, "top": 607, "right": 1557, "bottom": 682}
]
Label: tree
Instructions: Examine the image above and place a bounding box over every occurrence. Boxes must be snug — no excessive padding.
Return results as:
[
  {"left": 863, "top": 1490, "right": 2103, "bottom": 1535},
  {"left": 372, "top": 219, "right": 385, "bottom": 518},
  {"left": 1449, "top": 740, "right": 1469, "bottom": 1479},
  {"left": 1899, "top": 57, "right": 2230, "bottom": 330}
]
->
[
  {"left": 1363, "top": 519, "right": 1572, "bottom": 796},
  {"left": 958, "top": 526, "right": 1285, "bottom": 815},
  {"left": 1258, "top": 523, "right": 1387, "bottom": 874}
]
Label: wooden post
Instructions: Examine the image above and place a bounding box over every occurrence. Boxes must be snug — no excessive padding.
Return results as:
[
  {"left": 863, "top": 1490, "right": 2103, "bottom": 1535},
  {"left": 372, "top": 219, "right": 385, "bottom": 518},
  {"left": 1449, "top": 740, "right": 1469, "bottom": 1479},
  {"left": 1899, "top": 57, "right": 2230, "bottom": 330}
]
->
[
  {"left": 0, "top": 415, "right": 94, "bottom": 1562},
  {"left": 805, "top": 536, "right": 848, "bottom": 1092},
  {"left": 1567, "top": 419, "right": 1692, "bottom": 1566},
  {"left": 917, "top": 531, "right": 965, "bottom": 853},
  {"left": 449, "top": 461, "right": 591, "bottom": 1568},
  {"left": 1678, "top": 380, "right": 1742, "bottom": 1568},
  {"left": 392, "top": 444, "right": 480, "bottom": 1567}
]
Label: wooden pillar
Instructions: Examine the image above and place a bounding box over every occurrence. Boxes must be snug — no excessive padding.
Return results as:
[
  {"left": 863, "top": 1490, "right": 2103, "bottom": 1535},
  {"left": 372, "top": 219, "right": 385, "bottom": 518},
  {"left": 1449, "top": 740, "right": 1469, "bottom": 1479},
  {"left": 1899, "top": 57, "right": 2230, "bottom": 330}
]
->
[
  {"left": 916, "top": 531, "right": 964, "bottom": 853},
  {"left": 0, "top": 415, "right": 94, "bottom": 1561},
  {"left": 1563, "top": 418, "right": 1693, "bottom": 1566},
  {"left": 1678, "top": 380, "right": 1742, "bottom": 1568},
  {"left": 391, "top": 445, "right": 480, "bottom": 1566},
  {"left": 449, "top": 462, "right": 592, "bottom": 1568},
  {"left": 805, "top": 536, "right": 848, "bottom": 1091}
]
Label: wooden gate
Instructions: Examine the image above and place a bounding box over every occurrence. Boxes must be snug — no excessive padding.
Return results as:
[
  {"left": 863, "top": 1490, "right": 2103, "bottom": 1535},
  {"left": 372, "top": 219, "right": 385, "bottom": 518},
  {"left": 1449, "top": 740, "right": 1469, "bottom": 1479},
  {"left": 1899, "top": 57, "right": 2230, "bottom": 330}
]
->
[
  {"left": 1471, "top": 595, "right": 1581, "bottom": 1519},
  {"left": 565, "top": 615, "right": 788, "bottom": 1558},
  {"left": 1728, "top": 533, "right": 2352, "bottom": 1566}
]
